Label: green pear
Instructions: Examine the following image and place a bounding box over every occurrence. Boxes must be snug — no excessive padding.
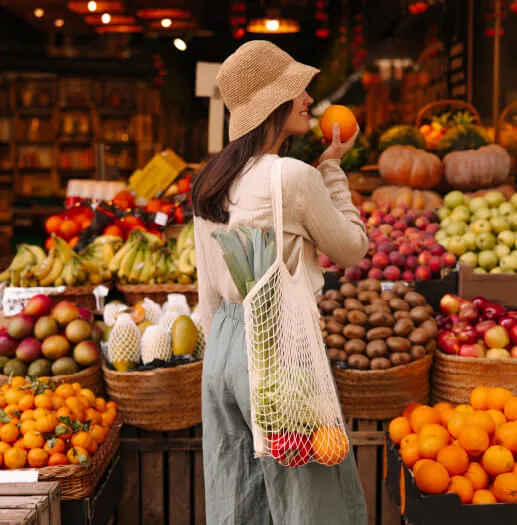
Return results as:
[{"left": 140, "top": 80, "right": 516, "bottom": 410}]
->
[
  {"left": 448, "top": 236, "right": 468, "bottom": 257},
  {"left": 444, "top": 191, "right": 465, "bottom": 209},
  {"left": 441, "top": 218, "right": 452, "bottom": 229},
  {"left": 498, "top": 230, "right": 515, "bottom": 248},
  {"left": 462, "top": 231, "right": 477, "bottom": 251},
  {"left": 446, "top": 222, "right": 467, "bottom": 236},
  {"left": 499, "top": 202, "right": 515, "bottom": 217},
  {"left": 450, "top": 205, "right": 471, "bottom": 223},
  {"left": 469, "top": 197, "right": 488, "bottom": 214},
  {"left": 485, "top": 191, "right": 505, "bottom": 208},
  {"left": 495, "top": 244, "right": 511, "bottom": 260},
  {"left": 471, "top": 220, "right": 492, "bottom": 235},
  {"left": 474, "top": 208, "right": 492, "bottom": 221},
  {"left": 476, "top": 232, "right": 496, "bottom": 251},
  {"left": 478, "top": 250, "right": 498, "bottom": 270},
  {"left": 437, "top": 207, "right": 450, "bottom": 221},
  {"left": 508, "top": 213, "right": 517, "bottom": 231},
  {"left": 510, "top": 193, "right": 517, "bottom": 209},
  {"left": 473, "top": 267, "right": 487, "bottom": 274},
  {"left": 500, "top": 255, "right": 517, "bottom": 272},
  {"left": 490, "top": 216, "right": 509, "bottom": 233},
  {"left": 459, "top": 252, "right": 478, "bottom": 266},
  {"left": 435, "top": 230, "right": 448, "bottom": 245},
  {"left": 490, "top": 267, "right": 504, "bottom": 274}
]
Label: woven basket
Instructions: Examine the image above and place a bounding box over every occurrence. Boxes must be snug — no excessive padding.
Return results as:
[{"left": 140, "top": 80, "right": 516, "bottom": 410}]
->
[
  {"left": 116, "top": 284, "right": 198, "bottom": 307},
  {"left": 333, "top": 353, "right": 433, "bottom": 420},
  {"left": 37, "top": 413, "right": 122, "bottom": 500},
  {"left": 432, "top": 351, "right": 517, "bottom": 404},
  {"left": 415, "top": 99, "right": 482, "bottom": 127},
  {"left": 102, "top": 360, "right": 202, "bottom": 431},
  {"left": 0, "top": 364, "right": 105, "bottom": 396},
  {"left": 55, "top": 286, "right": 107, "bottom": 311}
]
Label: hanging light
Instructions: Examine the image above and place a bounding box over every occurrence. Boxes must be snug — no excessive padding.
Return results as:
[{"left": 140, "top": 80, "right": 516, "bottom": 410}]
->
[
  {"left": 408, "top": 1, "right": 428, "bottom": 14},
  {"left": 34, "top": 8, "right": 45, "bottom": 18},
  {"left": 101, "top": 12, "right": 111, "bottom": 24},
  {"left": 247, "top": 8, "right": 300, "bottom": 34},
  {"left": 161, "top": 18, "right": 172, "bottom": 28},
  {"left": 174, "top": 38, "right": 187, "bottom": 51},
  {"left": 88, "top": 1, "right": 97, "bottom": 12},
  {"left": 510, "top": 0, "right": 517, "bottom": 14},
  {"left": 54, "top": 18, "right": 65, "bottom": 27},
  {"left": 68, "top": 1, "right": 124, "bottom": 15}
]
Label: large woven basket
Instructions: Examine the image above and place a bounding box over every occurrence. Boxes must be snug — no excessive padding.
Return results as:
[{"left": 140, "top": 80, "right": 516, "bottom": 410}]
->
[
  {"left": 116, "top": 284, "right": 198, "bottom": 307},
  {"left": 102, "top": 360, "right": 202, "bottom": 431},
  {"left": 55, "top": 285, "right": 107, "bottom": 311},
  {"left": 0, "top": 364, "right": 105, "bottom": 396},
  {"left": 432, "top": 351, "right": 517, "bottom": 404},
  {"left": 37, "top": 413, "right": 122, "bottom": 499},
  {"left": 333, "top": 353, "right": 433, "bottom": 420}
]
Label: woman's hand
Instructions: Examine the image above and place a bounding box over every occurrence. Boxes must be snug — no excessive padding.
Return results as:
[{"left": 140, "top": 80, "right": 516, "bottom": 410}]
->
[{"left": 318, "top": 122, "right": 360, "bottom": 164}]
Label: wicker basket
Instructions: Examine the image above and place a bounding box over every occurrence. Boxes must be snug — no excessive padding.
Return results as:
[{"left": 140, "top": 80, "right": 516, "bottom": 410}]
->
[
  {"left": 0, "top": 364, "right": 105, "bottom": 396},
  {"left": 332, "top": 353, "right": 433, "bottom": 420},
  {"left": 432, "top": 351, "right": 517, "bottom": 404},
  {"left": 102, "top": 360, "right": 202, "bottom": 431},
  {"left": 116, "top": 284, "right": 198, "bottom": 307},
  {"left": 55, "top": 285, "right": 107, "bottom": 311},
  {"left": 37, "top": 414, "right": 122, "bottom": 500},
  {"left": 415, "top": 99, "right": 482, "bottom": 127}
]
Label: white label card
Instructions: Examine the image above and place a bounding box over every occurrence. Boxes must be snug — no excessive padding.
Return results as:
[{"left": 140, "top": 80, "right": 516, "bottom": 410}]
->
[{"left": 0, "top": 470, "right": 38, "bottom": 483}]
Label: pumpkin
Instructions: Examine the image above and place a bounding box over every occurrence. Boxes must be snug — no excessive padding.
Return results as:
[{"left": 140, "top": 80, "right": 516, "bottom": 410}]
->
[
  {"left": 371, "top": 186, "right": 443, "bottom": 211},
  {"left": 443, "top": 144, "right": 511, "bottom": 191},
  {"left": 472, "top": 184, "right": 515, "bottom": 200},
  {"left": 378, "top": 145, "right": 443, "bottom": 189},
  {"left": 437, "top": 124, "right": 491, "bottom": 158}
]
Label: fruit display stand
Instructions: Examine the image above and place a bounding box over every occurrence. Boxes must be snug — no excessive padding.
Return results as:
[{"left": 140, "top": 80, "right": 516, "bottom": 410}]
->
[{"left": 102, "top": 360, "right": 202, "bottom": 432}]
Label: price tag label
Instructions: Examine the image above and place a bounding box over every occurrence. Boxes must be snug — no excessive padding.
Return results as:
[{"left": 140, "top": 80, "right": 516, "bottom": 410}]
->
[
  {"left": 0, "top": 470, "right": 38, "bottom": 483},
  {"left": 381, "top": 282, "right": 394, "bottom": 291},
  {"left": 154, "top": 211, "right": 168, "bottom": 226}
]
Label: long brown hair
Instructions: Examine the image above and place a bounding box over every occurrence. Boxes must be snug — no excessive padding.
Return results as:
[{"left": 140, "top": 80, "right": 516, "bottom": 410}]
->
[{"left": 192, "top": 100, "right": 293, "bottom": 223}]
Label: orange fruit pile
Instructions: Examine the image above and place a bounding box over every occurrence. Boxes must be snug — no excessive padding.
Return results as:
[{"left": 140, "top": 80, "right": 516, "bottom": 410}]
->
[
  {"left": 0, "top": 377, "right": 117, "bottom": 470},
  {"left": 389, "top": 386, "right": 517, "bottom": 504}
]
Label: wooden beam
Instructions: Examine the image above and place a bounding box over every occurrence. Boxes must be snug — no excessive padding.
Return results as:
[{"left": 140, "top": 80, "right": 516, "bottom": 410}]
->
[
  {"left": 493, "top": 0, "right": 502, "bottom": 140},
  {"left": 467, "top": 0, "right": 474, "bottom": 104}
]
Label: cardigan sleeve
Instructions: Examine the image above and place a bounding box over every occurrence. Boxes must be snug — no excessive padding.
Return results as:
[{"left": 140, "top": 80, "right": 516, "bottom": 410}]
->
[
  {"left": 282, "top": 157, "right": 368, "bottom": 268},
  {"left": 193, "top": 218, "right": 222, "bottom": 338}
]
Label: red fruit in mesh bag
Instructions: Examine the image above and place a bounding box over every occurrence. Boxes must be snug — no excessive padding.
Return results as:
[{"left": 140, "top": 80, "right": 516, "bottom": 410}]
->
[{"left": 270, "top": 431, "right": 311, "bottom": 467}]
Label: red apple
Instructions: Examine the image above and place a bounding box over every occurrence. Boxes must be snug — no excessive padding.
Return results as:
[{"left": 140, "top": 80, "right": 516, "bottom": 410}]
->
[
  {"left": 430, "top": 243, "right": 445, "bottom": 256},
  {"left": 392, "top": 230, "right": 404, "bottom": 240},
  {"left": 402, "top": 270, "right": 415, "bottom": 282},
  {"left": 389, "top": 251, "right": 405, "bottom": 268},
  {"left": 393, "top": 220, "right": 407, "bottom": 231},
  {"left": 459, "top": 343, "right": 485, "bottom": 358},
  {"left": 440, "top": 294, "right": 461, "bottom": 315},
  {"left": 458, "top": 305, "right": 479, "bottom": 325},
  {"left": 442, "top": 252, "right": 457, "bottom": 268},
  {"left": 24, "top": 294, "right": 53, "bottom": 318},
  {"left": 399, "top": 244, "right": 414, "bottom": 257},
  {"left": 507, "top": 311, "right": 517, "bottom": 321},
  {"left": 384, "top": 214, "right": 396, "bottom": 226},
  {"left": 509, "top": 325, "right": 517, "bottom": 345},
  {"left": 438, "top": 331, "right": 461, "bottom": 355},
  {"left": 484, "top": 325, "right": 510, "bottom": 349},
  {"left": 372, "top": 253, "right": 389, "bottom": 269},
  {"left": 457, "top": 327, "right": 479, "bottom": 344},
  {"left": 359, "top": 258, "right": 372, "bottom": 273},
  {"left": 423, "top": 237, "right": 436, "bottom": 249},
  {"left": 499, "top": 316, "right": 517, "bottom": 332},
  {"left": 426, "top": 223, "right": 441, "bottom": 235},
  {"left": 377, "top": 242, "right": 395, "bottom": 255},
  {"left": 429, "top": 256, "right": 443, "bottom": 276},
  {"left": 472, "top": 296, "right": 488, "bottom": 312},
  {"left": 415, "top": 216, "right": 429, "bottom": 230},
  {"left": 415, "top": 266, "right": 432, "bottom": 281},
  {"left": 405, "top": 256, "right": 418, "bottom": 271},
  {"left": 384, "top": 265, "right": 401, "bottom": 281},
  {"left": 475, "top": 320, "right": 497, "bottom": 337},
  {"left": 368, "top": 268, "right": 384, "bottom": 280},
  {"left": 319, "top": 254, "right": 333, "bottom": 268},
  {"left": 483, "top": 303, "right": 507, "bottom": 321},
  {"left": 418, "top": 251, "right": 432, "bottom": 266},
  {"left": 344, "top": 266, "right": 362, "bottom": 281}
]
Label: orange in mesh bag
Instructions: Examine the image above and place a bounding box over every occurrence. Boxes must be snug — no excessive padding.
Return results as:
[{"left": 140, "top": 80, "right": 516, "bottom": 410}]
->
[{"left": 213, "top": 159, "right": 349, "bottom": 467}]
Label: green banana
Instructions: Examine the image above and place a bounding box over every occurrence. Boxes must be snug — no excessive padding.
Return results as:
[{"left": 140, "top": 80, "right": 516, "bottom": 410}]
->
[
  {"left": 118, "top": 242, "right": 140, "bottom": 281},
  {"left": 10, "top": 245, "right": 35, "bottom": 272},
  {"left": 138, "top": 246, "right": 154, "bottom": 284},
  {"left": 128, "top": 246, "right": 145, "bottom": 283},
  {"left": 10, "top": 269, "right": 21, "bottom": 287}
]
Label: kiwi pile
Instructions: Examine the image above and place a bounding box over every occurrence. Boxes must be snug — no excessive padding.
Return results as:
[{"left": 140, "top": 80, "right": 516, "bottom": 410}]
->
[{"left": 318, "top": 279, "right": 437, "bottom": 370}]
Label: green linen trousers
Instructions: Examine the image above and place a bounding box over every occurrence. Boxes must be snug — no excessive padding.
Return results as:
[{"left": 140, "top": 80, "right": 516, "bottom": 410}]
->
[{"left": 202, "top": 300, "right": 368, "bottom": 525}]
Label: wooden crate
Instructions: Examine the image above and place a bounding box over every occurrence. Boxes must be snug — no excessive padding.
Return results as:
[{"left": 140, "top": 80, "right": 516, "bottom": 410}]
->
[
  {"left": 113, "top": 421, "right": 401, "bottom": 525},
  {"left": 0, "top": 482, "right": 60, "bottom": 525}
]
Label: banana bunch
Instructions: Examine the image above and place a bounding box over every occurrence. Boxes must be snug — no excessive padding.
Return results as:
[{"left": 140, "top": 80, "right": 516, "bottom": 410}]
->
[
  {"left": 0, "top": 244, "right": 47, "bottom": 286},
  {"left": 24, "top": 236, "right": 72, "bottom": 287},
  {"left": 171, "top": 222, "right": 197, "bottom": 285}
]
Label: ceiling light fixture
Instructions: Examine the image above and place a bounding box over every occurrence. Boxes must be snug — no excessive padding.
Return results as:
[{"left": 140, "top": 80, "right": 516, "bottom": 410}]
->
[
  {"left": 161, "top": 18, "right": 172, "bottom": 28},
  {"left": 34, "top": 8, "right": 45, "bottom": 18},
  {"left": 247, "top": 8, "right": 300, "bottom": 34},
  {"left": 101, "top": 13, "right": 111, "bottom": 24},
  {"left": 54, "top": 18, "right": 65, "bottom": 27},
  {"left": 88, "top": 1, "right": 97, "bottom": 12},
  {"left": 174, "top": 38, "right": 187, "bottom": 51}
]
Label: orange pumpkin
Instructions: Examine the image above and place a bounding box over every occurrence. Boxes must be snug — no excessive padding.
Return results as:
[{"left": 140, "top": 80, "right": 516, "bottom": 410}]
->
[
  {"left": 444, "top": 144, "right": 511, "bottom": 191},
  {"left": 371, "top": 186, "right": 443, "bottom": 211},
  {"left": 379, "top": 146, "right": 443, "bottom": 189}
]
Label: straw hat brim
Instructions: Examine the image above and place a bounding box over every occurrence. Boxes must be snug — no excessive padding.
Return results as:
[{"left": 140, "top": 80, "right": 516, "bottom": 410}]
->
[{"left": 228, "top": 61, "right": 320, "bottom": 142}]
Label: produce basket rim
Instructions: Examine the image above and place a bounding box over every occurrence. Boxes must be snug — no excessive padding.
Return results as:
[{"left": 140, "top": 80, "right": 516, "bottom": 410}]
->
[
  {"left": 115, "top": 283, "right": 198, "bottom": 293},
  {"left": 332, "top": 352, "right": 433, "bottom": 377},
  {"left": 101, "top": 359, "right": 202, "bottom": 377},
  {"left": 435, "top": 350, "right": 517, "bottom": 366}
]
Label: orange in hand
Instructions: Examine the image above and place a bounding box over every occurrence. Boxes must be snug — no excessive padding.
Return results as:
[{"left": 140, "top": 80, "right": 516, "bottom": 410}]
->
[{"left": 319, "top": 105, "right": 357, "bottom": 143}]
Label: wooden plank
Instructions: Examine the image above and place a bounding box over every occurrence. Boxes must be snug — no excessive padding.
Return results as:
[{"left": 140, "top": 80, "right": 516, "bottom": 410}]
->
[
  {"left": 381, "top": 422, "right": 403, "bottom": 525},
  {"left": 0, "top": 483, "right": 59, "bottom": 525},
  {"left": 356, "top": 420, "right": 379, "bottom": 525},
  {"left": 121, "top": 436, "right": 202, "bottom": 452},
  {"left": 0, "top": 508, "right": 37, "bottom": 525},
  {"left": 140, "top": 429, "right": 165, "bottom": 525},
  {"left": 193, "top": 425, "right": 206, "bottom": 525},
  {"left": 168, "top": 429, "right": 191, "bottom": 525},
  {"left": 0, "top": 496, "right": 49, "bottom": 525},
  {"left": 117, "top": 426, "right": 140, "bottom": 525}
]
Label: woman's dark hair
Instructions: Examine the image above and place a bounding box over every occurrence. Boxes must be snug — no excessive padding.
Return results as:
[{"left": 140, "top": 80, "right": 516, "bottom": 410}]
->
[{"left": 192, "top": 100, "right": 293, "bottom": 223}]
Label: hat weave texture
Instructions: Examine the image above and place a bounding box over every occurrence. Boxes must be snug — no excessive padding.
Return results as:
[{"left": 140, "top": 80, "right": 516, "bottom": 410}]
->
[{"left": 216, "top": 41, "right": 319, "bottom": 141}]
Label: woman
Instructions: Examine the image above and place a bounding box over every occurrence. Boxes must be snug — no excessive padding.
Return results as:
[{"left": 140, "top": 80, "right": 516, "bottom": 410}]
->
[{"left": 192, "top": 40, "right": 369, "bottom": 525}]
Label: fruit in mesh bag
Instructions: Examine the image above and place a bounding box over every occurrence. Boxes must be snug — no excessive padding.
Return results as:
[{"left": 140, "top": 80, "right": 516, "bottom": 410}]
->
[
  {"left": 159, "top": 311, "right": 180, "bottom": 333},
  {"left": 141, "top": 326, "right": 172, "bottom": 365},
  {"left": 108, "top": 313, "right": 141, "bottom": 371},
  {"left": 103, "top": 302, "right": 128, "bottom": 327},
  {"left": 191, "top": 309, "right": 205, "bottom": 359},
  {"left": 142, "top": 298, "right": 162, "bottom": 325},
  {"left": 171, "top": 316, "right": 198, "bottom": 356},
  {"left": 163, "top": 294, "right": 191, "bottom": 317},
  {"left": 310, "top": 426, "right": 349, "bottom": 466}
]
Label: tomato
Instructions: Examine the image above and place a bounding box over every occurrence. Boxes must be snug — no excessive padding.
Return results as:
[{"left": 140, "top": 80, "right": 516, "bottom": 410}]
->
[
  {"left": 177, "top": 176, "right": 191, "bottom": 194},
  {"left": 270, "top": 432, "right": 311, "bottom": 467},
  {"left": 174, "top": 206, "right": 185, "bottom": 225}
]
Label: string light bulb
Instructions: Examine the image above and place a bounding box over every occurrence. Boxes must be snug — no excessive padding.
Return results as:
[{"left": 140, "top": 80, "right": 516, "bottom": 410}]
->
[
  {"left": 101, "top": 13, "right": 111, "bottom": 24},
  {"left": 174, "top": 38, "right": 187, "bottom": 51},
  {"left": 161, "top": 18, "right": 172, "bottom": 28},
  {"left": 88, "top": 1, "right": 97, "bottom": 12},
  {"left": 34, "top": 8, "right": 45, "bottom": 18},
  {"left": 265, "top": 19, "right": 279, "bottom": 31},
  {"left": 54, "top": 18, "right": 64, "bottom": 27}
]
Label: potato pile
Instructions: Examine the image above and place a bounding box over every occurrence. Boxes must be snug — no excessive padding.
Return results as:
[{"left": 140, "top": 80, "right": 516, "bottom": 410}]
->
[{"left": 318, "top": 280, "right": 437, "bottom": 370}]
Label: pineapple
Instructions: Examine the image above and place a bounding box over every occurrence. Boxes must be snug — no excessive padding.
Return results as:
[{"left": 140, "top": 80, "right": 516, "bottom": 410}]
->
[
  {"left": 141, "top": 326, "right": 172, "bottom": 364},
  {"left": 108, "top": 313, "right": 141, "bottom": 371}
]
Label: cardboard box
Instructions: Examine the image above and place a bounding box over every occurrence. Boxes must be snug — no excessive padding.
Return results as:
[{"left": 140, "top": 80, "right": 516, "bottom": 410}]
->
[
  {"left": 459, "top": 263, "right": 517, "bottom": 309},
  {"left": 386, "top": 436, "right": 517, "bottom": 525},
  {"left": 61, "top": 453, "right": 122, "bottom": 525}
]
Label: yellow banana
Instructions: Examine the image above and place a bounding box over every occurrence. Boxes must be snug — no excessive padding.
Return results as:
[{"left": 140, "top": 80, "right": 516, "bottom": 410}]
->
[
  {"left": 80, "top": 258, "right": 102, "bottom": 273},
  {"left": 101, "top": 243, "right": 115, "bottom": 266},
  {"left": 109, "top": 240, "right": 138, "bottom": 273},
  {"left": 62, "top": 259, "right": 78, "bottom": 287},
  {"left": 10, "top": 269, "right": 21, "bottom": 287},
  {"left": 128, "top": 247, "right": 145, "bottom": 283},
  {"left": 39, "top": 257, "right": 64, "bottom": 287},
  {"left": 53, "top": 236, "right": 73, "bottom": 264},
  {"left": 26, "top": 245, "right": 46, "bottom": 265},
  {"left": 10, "top": 245, "right": 35, "bottom": 272},
  {"left": 33, "top": 249, "right": 57, "bottom": 280},
  {"left": 138, "top": 246, "right": 154, "bottom": 284},
  {"left": 118, "top": 242, "right": 140, "bottom": 281}
]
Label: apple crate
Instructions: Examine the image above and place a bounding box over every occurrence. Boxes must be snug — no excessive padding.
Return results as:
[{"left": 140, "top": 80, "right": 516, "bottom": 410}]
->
[{"left": 385, "top": 436, "right": 517, "bottom": 525}]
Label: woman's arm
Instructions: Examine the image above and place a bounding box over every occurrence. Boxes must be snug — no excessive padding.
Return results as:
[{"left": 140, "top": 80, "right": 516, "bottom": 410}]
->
[
  {"left": 194, "top": 219, "right": 222, "bottom": 337},
  {"left": 283, "top": 157, "right": 368, "bottom": 268}
]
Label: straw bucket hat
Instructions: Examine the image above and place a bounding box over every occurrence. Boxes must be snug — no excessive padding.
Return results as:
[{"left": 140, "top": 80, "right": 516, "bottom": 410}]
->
[{"left": 217, "top": 40, "right": 320, "bottom": 142}]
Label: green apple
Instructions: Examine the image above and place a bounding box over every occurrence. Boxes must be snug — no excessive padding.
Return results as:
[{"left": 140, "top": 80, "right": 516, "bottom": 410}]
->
[
  {"left": 500, "top": 255, "right": 517, "bottom": 271},
  {"left": 446, "top": 222, "right": 467, "bottom": 236},
  {"left": 498, "top": 230, "right": 515, "bottom": 248},
  {"left": 478, "top": 250, "right": 498, "bottom": 270},
  {"left": 441, "top": 218, "right": 452, "bottom": 229},
  {"left": 471, "top": 220, "right": 492, "bottom": 234},
  {"left": 495, "top": 244, "right": 511, "bottom": 260},
  {"left": 476, "top": 232, "right": 496, "bottom": 251},
  {"left": 510, "top": 193, "right": 517, "bottom": 209},
  {"left": 474, "top": 208, "right": 492, "bottom": 221},
  {"left": 462, "top": 231, "right": 477, "bottom": 251},
  {"left": 444, "top": 191, "right": 465, "bottom": 209},
  {"left": 460, "top": 252, "right": 478, "bottom": 266},
  {"left": 448, "top": 236, "right": 468, "bottom": 257},
  {"left": 469, "top": 197, "right": 488, "bottom": 214},
  {"left": 490, "top": 267, "right": 504, "bottom": 274},
  {"left": 485, "top": 191, "right": 505, "bottom": 208},
  {"left": 508, "top": 213, "right": 517, "bottom": 231},
  {"left": 499, "top": 202, "right": 515, "bottom": 217},
  {"left": 473, "top": 267, "right": 487, "bottom": 274},
  {"left": 490, "top": 216, "right": 509, "bottom": 233},
  {"left": 450, "top": 206, "right": 470, "bottom": 223},
  {"left": 437, "top": 207, "right": 450, "bottom": 221},
  {"left": 435, "top": 230, "right": 448, "bottom": 245}
]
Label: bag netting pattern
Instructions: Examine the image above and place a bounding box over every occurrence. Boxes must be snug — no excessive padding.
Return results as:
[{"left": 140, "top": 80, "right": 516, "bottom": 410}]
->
[{"left": 243, "top": 159, "right": 349, "bottom": 467}]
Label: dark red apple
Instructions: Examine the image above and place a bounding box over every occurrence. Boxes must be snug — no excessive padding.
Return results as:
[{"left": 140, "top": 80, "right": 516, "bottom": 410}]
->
[
  {"left": 377, "top": 242, "right": 395, "bottom": 255},
  {"left": 472, "top": 296, "right": 488, "bottom": 312},
  {"left": 483, "top": 303, "right": 507, "bottom": 321},
  {"left": 359, "top": 258, "right": 371, "bottom": 273},
  {"left": 384, "top": 265, "right": 401, "bottom": 281},
  {"left": 499, "top": 316, "right": 517, "bottom": 332},
  {"left": 402, "top": 270, "right": 415, "bottom": 282},
  {"left": 405, "top": 256, "right": 418, "bottom": 271},
  {"left": 509, "top": 324, "right": 517, "bottom": 345},
  {"left": 383, "top": 214, "right": 395, "bottom": 225},
  {"left": 458, "top": 304, "right": 479, "bottom": 325},
  {"left": 426, "top": 223, "right": 441, "bottom": 235},
  {"left": 389, "top": 251, "right": 405, "bottom": 268},
  {"left": 457, "top": 327, "right": 479, "bottom": 344},
  {"left": 429, "top": 256, "right": 443, "bottom": 276},
  {"left": 344, "top": 266, "right": 362, "bottom": 281},
  {"left": 393, "top": 220, "right": 407, "bottom": 231},
  {"left": 507, "top": 311, "right": 517, "bottom": 321},
  {"left": 430, "top": 244, "right": 445, "bottom": 256},
  {"left": 440, "top": 294, "right": 461, "bottom": 315},
  {"left": 438, "top": 331, "right": 460, "bottom": 355}
]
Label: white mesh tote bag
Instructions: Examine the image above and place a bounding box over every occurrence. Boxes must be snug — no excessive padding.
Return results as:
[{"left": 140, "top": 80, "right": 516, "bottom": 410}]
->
[{"left": 243, "top": 158, "right": 349, "bottom": 467}]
